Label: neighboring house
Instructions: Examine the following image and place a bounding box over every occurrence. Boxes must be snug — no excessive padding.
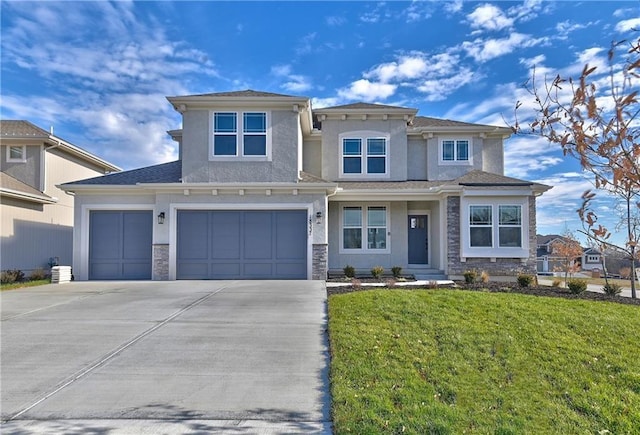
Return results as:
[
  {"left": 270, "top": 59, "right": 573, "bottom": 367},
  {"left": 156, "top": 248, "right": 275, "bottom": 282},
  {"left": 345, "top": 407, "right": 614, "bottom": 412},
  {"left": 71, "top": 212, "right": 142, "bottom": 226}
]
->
[
  {"left": 536, "top": 234, "right": 603, "bottom": 273},
  {"left": 60, "top": 90, "right": 551, "bottom": 281},
  {"left": 1, "top": 120, "right": 120, "bottom": 274}
]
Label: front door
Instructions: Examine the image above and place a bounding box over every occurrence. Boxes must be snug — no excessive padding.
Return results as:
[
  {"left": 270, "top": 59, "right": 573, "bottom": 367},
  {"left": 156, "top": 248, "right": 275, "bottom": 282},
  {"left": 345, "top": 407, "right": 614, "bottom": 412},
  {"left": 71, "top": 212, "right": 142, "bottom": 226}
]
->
[{"left": 408, "top": 214, "right": 428, "bottom": 265}]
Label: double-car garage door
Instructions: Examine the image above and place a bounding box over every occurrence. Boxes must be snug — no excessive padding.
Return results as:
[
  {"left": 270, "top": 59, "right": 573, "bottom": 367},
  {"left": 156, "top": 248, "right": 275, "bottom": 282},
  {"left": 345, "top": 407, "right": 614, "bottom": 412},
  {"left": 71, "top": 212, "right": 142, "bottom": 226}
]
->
[
  {"left": 88, "top": 209, "right": 307, "bottom": 280},
  {"left": 176, "top": 210, "right": 307, "bottom": 279}
]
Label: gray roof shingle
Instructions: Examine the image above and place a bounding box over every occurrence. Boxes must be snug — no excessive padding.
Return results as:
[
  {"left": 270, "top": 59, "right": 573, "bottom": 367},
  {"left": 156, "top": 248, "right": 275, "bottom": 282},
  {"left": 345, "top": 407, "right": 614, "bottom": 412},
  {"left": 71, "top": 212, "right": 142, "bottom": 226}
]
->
[
  {"left": 315, "top": 102, "right": 415, "bottom": 111},
  {"left": 1, "top": 120, "right": 50, "bottom": 138},
  {"left": 411, "top": 116, "right": 498, "bottom": 129},
  {"left": 173, "top": 89, "right": 303, "bottom": 99},
  {"left": 63, "top": 161, "right": 181, "bottom": 186}
]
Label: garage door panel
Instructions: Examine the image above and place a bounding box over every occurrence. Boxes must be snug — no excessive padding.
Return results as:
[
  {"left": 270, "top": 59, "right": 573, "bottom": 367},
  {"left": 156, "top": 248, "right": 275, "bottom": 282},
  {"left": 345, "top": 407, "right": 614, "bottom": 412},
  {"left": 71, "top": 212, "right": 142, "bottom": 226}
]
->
[
  {"left": 90, "top": 212, "right": 121, "bottom": 260},
  {"left": 177, "top": 210, "right": 307, "bottom": 279},
  {"left": 89, "top": 210, "right": 152, "bottom": 280},
  {"left": 178, "top": 212, "right": 209, "bottom": 260},
  {"left": 211, "top": 212, "right": 241, "bottom": 259}
]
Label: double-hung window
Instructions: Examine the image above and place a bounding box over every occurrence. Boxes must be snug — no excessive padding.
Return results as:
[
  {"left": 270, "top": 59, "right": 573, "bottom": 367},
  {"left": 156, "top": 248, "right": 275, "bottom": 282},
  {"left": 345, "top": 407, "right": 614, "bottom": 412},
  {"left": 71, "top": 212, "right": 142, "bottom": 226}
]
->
[
  {"left": 213, "top": 111, "right": 268, "bottom": 158},
  {"left": 342, "top": 205, "right": 388, "bottom": 252},
  {"left": 7, "top": 145, "right": 26, "bottom": 162},
  {"left": 340, "top": 132, "right": 388, "bottom": 176},
  {"left": 468, "top": 204, "right": 523, "bottom": 248},
  {"left": 440, "top": 139, "right": 471, "bottom": 164},
  {"left": 498, "top": 205, "right": 522, "bottom": 247}
]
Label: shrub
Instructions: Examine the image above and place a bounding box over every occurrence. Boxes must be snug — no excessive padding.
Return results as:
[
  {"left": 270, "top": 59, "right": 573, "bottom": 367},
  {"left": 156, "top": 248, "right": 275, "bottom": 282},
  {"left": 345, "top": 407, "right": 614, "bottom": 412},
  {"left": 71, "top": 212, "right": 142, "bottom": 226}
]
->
[
  {"left": 29, "top": 267, "right": 48, "bottom": 281},
  {"left": 351, "top": 278, "right": 362, "bottom": 289},
  {"left": 371, "top": 265, "right": 385, "bottom": 280},
  {"left": 552, "top": 278, "right": 562, "bottom": 287},
  {"left": 567, "top": 278, "right": 587, "bottom": 294},
  {"left": 602, "top": 282, "right": 622, "bottom": 296},
  {"left": 480, "top": 270, "right": 490, "bottom": 283},
  {"left": 517, "top": 274, "right": 534, "bottom": 287},
  {"left": 463, "top": 270, "right": 478, "bottom": 284},
  {"left": 391, "top": 266, "right": 402, "bottom": 279},
  {"left": 385, "top": 278, "right": 396, "bottom": 288},
  {"left": 1, "top": 269, "right": 25, "bottom": 284},
  {"left": 343, "top": 265, "right": 355, "bottom": 278}
]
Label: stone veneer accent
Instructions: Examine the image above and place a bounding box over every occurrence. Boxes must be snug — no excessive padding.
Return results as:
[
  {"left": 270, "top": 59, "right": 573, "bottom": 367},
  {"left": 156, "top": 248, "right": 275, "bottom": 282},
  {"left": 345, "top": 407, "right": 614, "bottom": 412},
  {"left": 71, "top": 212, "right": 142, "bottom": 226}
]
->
[
  {"left": 312, "top": 244, "right": 328, "bottom": 280},
  {"left": 153, "top": 244, "right": 169, "bottom": 281},
  {"left": 446, "top": 195, "right": 538, "bottom": 280}
]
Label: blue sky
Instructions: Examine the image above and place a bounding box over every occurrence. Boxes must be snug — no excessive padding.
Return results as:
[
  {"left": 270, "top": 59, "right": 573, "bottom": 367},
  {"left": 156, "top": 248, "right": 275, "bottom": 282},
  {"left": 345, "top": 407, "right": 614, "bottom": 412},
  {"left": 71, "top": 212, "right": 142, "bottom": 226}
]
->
[{"left": 1, "top": 1, "right": 639, "bottom": 244}]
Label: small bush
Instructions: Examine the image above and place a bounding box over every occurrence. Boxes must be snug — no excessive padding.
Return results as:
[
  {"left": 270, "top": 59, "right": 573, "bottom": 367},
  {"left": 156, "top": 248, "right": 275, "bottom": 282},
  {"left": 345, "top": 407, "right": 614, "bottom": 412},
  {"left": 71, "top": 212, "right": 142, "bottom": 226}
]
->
[
  {"left": 552, "top": 278, "right": 562, "bottom": 287},
  {"left": 619, "top": 267, "right": 632, "bottom": 279},
  {"left": 351, "top": 278, "right": 362, "bottom": 289},
  {"left": 1, "top": 269, "right": 25, "bottom": 284},
  {"left": 463, "top": 270, "right": 478, "bottom": 284},
  {"left": 567, "top": 278, "right": 587, "bottom": 294},
  {"left": 517, "top": 274, "right": 534, "bottom": 287},
  {"left": 29, "top": 267, "right": 47, "bottom": 281},
  {"left": 480, "top": 270, "right": 490, "bottom": 283},
  {"left": 371, "top": 265, "right": 385, "bottom": 280},
  {"left": 385, "top": 278, "right": 396, "bottom": 288},
  {"left": 602, "top": 282, "right": 622, "bottom": 296},
  {"left": 391, "top": 266, "right": 402, "bottom": 279},
  {"left": 343, "top": 264, "right": 355, "bottom": 278}
]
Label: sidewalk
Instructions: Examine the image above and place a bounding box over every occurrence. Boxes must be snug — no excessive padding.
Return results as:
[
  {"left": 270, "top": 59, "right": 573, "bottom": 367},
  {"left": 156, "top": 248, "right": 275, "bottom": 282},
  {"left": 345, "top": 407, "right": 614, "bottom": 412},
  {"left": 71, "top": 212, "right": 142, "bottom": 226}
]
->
[{"left": 537, "top": 278, "right": 636, "bottom": 298}]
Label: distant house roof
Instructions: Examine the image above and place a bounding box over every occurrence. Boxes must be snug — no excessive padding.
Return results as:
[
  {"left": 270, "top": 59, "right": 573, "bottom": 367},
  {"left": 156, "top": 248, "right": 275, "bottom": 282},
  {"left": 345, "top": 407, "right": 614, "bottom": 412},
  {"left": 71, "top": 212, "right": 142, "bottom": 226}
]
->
[
  {"left": 537, "top": 234, "right": 566, "bottom": 246},
  {"left": 0, "top": 120, "right": 120, "bottom": 172},
  {"left": 0, "top": 171, "right": 56, "bottom": 204},
  {"left": 61, "top": 160, "right": 182, "bottom": 186}
]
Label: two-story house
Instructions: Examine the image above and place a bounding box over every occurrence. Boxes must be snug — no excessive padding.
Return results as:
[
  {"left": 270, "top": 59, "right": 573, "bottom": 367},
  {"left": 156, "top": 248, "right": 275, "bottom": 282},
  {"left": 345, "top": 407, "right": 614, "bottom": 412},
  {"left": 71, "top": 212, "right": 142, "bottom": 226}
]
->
[
  {"left": 1, "top": 120, "right": 120, "bottom": 274},
  {"left": 60, "top": 90, "right": 550, "bottom": 281}
]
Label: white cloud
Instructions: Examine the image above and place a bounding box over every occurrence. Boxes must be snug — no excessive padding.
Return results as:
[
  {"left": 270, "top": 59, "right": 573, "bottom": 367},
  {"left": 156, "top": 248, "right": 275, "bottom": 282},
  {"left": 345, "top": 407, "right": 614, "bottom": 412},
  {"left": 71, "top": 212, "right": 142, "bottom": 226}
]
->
[
  {"left": 417, "top": 66, "right": 478, "bottom": 102},
  {"left": 467, "top": 3, "right": 513, "bottom": 31},
  {"left": 503, "top": 135, "right": 564, "bottom": 178},
  {"left": 365, "top": 55, "right": 428, "bottom": 82},
  {"left": 311, "top": 96, "right": 341, "bottom": 109},
  {"left": 337, "top": 79, "right": 397, "bottom": 102},
  {"left": 326, "top": 16, "right": 346, "bottom": 26},
  {"left": 462, "top": 33, "right": 546, "bottom": 63},
  {"left": 443, "top": 0, "right": 463, "bottom": 14},
  {"left": 271, "top": 64, "right": 313, "bottom": 93},
  {"left": 403, "top": 1, "right": 433, "bottom": 22},
  {"left": 295, "top": 32, "right": 317, "bottom": 55},
  {"left": 519, "top": 54, "right": 546, "bottom": 68},
  {"left": 615, "top": 17, "right": 640, "bottom": 33}
]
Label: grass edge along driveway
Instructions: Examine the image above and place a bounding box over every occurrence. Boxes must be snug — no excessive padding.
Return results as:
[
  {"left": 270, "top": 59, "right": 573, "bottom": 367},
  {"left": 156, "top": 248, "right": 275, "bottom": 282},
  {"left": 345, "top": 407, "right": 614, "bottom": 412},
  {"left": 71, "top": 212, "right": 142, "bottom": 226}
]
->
[{"left": 328, "top": 289, "right": 640, "bottom": 434}]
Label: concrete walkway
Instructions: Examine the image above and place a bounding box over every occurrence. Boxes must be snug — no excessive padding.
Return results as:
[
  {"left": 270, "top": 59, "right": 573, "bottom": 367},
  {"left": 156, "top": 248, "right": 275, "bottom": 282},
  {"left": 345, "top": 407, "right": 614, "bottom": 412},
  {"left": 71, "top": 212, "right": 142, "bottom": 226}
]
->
[{"left": 1, "top": 280, "right": 331, "bottom": 434}]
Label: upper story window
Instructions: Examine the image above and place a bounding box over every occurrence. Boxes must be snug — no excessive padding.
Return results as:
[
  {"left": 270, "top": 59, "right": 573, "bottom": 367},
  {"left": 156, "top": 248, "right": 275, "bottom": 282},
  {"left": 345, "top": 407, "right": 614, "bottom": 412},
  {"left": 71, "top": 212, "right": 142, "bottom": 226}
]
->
[
  {"left": 6, "top": 145, "right": 26, "bottom": 162},
  {"left": 340, "top": 132, "right": 389, "bottom": 177},
  {"left": 440, "top": 138, "right": 472, "bottom": 165},
  {"left": 212, "top": 111, "right": 269, "bottom": 159},
  {"left": 587, "top": 255, "right": 599, "bottom": 262}
]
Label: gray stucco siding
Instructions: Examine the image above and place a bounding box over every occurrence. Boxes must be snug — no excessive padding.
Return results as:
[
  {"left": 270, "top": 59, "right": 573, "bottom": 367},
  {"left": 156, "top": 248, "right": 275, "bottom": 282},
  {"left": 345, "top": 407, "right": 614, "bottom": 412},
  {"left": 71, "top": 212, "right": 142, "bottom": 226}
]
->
[
  {"left": 481, "top": 138, "right": 504, "bottom": 174},
  {"left": 321, "top": 119, "right": 408, "bottom": 181},
  {"left": 180, "top": 109, "right": 300, "bottom": 183},
  {"left": 427, "top": 136, "right": 485, "bottom": 180},
  {"left": 407, "top": 138, "right": 428, "bottom": 180},
  {"left": 302, "top": 139, "right": 322, "bottom": 178},
  {"left": 1, "top": 145, "right": 42, "bottom": 190}
]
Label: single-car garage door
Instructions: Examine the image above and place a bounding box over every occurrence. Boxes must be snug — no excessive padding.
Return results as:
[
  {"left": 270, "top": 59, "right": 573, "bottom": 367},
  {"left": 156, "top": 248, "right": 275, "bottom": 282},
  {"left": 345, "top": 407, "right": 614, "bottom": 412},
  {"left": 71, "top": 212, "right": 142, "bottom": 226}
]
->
[
  {"left": 89, "top": 210, "right": 153, "bottom": 280},
  {"left": 177, "top": 210, "right": 307, "bottom": 279}
]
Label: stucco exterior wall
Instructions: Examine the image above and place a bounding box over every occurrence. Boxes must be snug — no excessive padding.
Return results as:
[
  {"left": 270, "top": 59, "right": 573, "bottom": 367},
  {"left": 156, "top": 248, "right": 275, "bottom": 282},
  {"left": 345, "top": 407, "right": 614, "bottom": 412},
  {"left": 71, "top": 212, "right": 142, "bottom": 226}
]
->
[
  {"left": 302, "top": 138, "right": 322, "bottom": 178},
  {"left": 320, "top": 118, "right": 408, "bottom": 181},
  {"left": 407, "top": 138, "right": 428, "bottom": 180},
  {"left": 481, "top": 138, "right": 504, "bottom": 175},
  {"left": 427, "top": 136, "right": 485, "bottom": 180},
  {"left": 1, "top": 144, "right": 42, "bottom": 190},
  {"left": 180, "top": 109, "right": 300, "bottom": 183}
]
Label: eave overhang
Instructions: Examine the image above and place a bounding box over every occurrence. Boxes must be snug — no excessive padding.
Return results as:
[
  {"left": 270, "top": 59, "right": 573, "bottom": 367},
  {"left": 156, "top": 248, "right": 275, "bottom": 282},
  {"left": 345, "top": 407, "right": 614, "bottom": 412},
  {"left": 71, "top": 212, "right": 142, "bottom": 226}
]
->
[{"left": 0, "top": 188, "right": 58, "bottom": 204}]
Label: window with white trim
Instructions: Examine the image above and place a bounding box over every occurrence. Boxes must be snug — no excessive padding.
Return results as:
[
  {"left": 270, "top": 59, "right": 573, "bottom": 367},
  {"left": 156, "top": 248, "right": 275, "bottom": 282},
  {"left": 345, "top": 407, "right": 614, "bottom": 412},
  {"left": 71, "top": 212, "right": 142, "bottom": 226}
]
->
[
  {"left": 440, "top": 139, "right": 471, "bottom": 164},
  {"left": 468, "top": 204, "right": 522, "bottom": 248},
  {"left": 587, "top": 255, "right": 599, "bottom": 262},
  {"left": 6, "top": 145, "right": 26, "bottom": 162},
  {"left": 212, "top": 111, "right": 268, "bottom": 158},
  {"left": 340, "top": 132, "right": 388, "bottom": 176},
  {"left": 341, "top": 205, "right": 388, "bottom": 252}
]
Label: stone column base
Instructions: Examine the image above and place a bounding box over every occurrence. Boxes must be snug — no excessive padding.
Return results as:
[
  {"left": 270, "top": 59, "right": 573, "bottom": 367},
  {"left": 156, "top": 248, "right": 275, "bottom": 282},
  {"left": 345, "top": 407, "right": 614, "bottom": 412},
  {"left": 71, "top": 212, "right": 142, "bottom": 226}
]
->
[
  {"left": 153, "top": 244, "right": 169, "bottom": 280},
  {"left": 312, "top": 244, "right": 328, "bottom": 280}
]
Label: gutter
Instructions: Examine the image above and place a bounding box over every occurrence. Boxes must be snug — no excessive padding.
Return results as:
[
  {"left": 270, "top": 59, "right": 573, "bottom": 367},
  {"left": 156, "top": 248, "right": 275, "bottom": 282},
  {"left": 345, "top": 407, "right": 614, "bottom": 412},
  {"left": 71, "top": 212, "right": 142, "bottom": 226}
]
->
[{"left": 0, "top": 188, "right": 58, "bottom": 204}]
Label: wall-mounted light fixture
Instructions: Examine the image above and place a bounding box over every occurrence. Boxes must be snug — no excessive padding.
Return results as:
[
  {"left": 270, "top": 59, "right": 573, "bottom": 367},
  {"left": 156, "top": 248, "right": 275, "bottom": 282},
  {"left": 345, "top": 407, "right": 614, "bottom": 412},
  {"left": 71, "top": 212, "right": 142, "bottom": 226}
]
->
[
  {"left": 315, "top": 211, "right": 323, "bottom": 224},
  {"left": 157, "top": 212, "right": 165, "bottom": 224}
]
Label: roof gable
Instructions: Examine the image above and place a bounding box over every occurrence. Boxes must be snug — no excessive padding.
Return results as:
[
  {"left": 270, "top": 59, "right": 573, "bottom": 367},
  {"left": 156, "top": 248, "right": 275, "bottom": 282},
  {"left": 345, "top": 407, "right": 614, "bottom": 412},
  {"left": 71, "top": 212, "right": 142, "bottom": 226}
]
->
[{"left": 1, "top": 120, "right": 50, "bottom": 138}]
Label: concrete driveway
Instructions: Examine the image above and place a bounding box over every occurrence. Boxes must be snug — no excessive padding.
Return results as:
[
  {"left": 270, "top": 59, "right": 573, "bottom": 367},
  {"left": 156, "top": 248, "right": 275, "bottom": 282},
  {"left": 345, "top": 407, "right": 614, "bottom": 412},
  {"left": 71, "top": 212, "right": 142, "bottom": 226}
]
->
[{"left": 1, "top": 280, "right": 331, "bottom": 434}]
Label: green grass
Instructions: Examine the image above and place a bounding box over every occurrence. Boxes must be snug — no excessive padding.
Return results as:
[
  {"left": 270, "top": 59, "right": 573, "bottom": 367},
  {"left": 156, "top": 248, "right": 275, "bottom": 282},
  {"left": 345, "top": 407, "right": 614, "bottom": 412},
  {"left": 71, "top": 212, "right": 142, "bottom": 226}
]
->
[
  {"left": 328, "top": 289, "right": 640, "bottom": 434},
  {"left": 0, "top": 279, "right": 51, "bottom": 291}
]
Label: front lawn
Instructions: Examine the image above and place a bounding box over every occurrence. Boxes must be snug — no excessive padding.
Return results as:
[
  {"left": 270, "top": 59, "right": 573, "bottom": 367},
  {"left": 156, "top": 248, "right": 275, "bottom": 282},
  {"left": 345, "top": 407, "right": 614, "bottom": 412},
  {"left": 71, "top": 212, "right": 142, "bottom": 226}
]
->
[
  {"left": 328, "top": 289, "right": 640, "bottom": 434},
  {"left": 0, "top": 279, "right": 51, "bottom": 291}
]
